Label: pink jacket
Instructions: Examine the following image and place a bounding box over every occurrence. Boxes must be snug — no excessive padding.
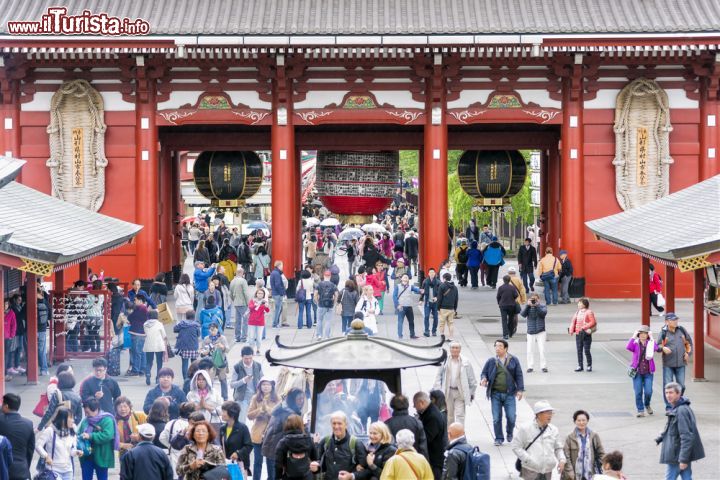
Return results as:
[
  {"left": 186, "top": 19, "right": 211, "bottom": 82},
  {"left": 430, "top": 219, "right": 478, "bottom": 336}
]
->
[
  {"left": 248, "top": 299, "right": 270, "bottom": 326},
  {"left": 569, "top": 308, "right": 597, "bottom": 334},
  {"left": 4, "top": 309, "right": 16, "bottom": 339}
]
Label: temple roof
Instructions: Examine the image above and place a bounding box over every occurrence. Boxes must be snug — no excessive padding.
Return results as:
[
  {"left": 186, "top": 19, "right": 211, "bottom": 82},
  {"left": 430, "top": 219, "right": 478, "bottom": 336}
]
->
[
  {"left": 266, "top": 331, "right": 447, "bottom": 371},
  {"left": 0, "top": 156, "right": 142, "bottom": 270},
  {"left": 1, "top": 0, "right": 719, "bottom": 36},
  {"left": 585, "top": 175, "right": 720, "bottom": 264}
]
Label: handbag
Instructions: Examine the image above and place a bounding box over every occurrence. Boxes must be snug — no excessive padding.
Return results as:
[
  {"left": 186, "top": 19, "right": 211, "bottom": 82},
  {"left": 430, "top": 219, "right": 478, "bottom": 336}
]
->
[
  {"left": 77, "top": 435, "right": 92, "bottom": 458},
  {"left": 165, "top": 340, "right": 176, "bottom": 359},
  {"left": 515, "top": 426, "right": 547, "bottom": 472},
  {"left": 627, "top": 366, "right": 638, "bottom": 378},
  {"left": 539, "top": 259, "right": 557, "bottom": 282},
  {"left": 656, "top": 292, "right": 666, "bottom": 308},
  {"left": 202, "top": 464, "right": 231, "bottom": 480},
  {"left": 212, "top": 347, "right": 227, "bottom": 369},
  {"left": 122, "top": 325, "right": 132, "bottom": 350},
  {"left": 227, "top": 461, "right": 244, "bottom": 480},
  {"left": 33, "top": 431, "right": 57, "bottom": 480},
  {"left": 33, "top": 393, "right": 50, "bottom": 417},
  {"left": 334, "top": 290, "right": 344, "bottom": 315}
]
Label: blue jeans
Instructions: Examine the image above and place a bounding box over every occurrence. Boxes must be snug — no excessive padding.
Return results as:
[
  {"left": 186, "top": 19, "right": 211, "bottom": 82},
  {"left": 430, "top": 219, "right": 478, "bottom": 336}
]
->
[
  {"left": 663, "top": 366, "right": 686, "bottom": 409},
  {"left": 633, "top": 372, "right": 654, "bottom": 412},
  {"left": 665, "top": 463, "right": 693, "bottom": 480},
  {"left": 491, "top": 391, "right": 517, "bottom": 442},
  {"left": 12, "top": 334, "right": 25, "bottom": 367},
  {"left": 272, "top": 295, "right": 284, "bottom": 327},
  {"left": 316, "top": 306, "right": 333, "bottom": 338},
  {"left": 81, "top": 459, "right": 108, "bottom": 480},
  {"left": 181, "top": 357, "right": 191, "bottom": 380},
  {"left": 424, "top": 302, "right": 438, "bottom": 334},
  {"left": 396, "top": 306, "right": 416, "bottom": 338},
  {"left": 248, "top": 325, "right": 263, "bottom": 352},
  {"left": 297, "top": 299, "right": 313, "bottom": 328},
  {"left": 341, "top": 315, "right": 353, "bottom": 333},
  {"left": 234, "top": 305, "right": 248, "bottom": 341},
  {"left": 253, "top": 443, "right": 275, "bottom": 480},
  {"left": 38, "top": 331, "right": 48, "bottom": 372},
  {"left": 130, "top": 335, "right": 146, "bottom": 374},
  {"left": 542, "top": 276, "right": 558, "bottom": 304}
]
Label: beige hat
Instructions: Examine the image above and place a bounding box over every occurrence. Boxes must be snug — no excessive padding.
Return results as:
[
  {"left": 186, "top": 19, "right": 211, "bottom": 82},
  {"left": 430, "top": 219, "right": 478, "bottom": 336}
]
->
[
  {"left": 533, "top": 400, "right": 554, "bottom": 415},
  {"left": 508, "top": 267, "right": 517, "bottom": 274},
  {"left": 137, "top": 423, "right": 156, "bottom": 439},
  {"left": 637, "top": 325, "right": 651, "bottom": 333}
]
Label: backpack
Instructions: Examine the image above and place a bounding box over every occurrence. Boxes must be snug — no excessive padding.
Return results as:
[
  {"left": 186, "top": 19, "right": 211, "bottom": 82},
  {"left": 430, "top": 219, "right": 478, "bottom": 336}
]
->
[
  {"left": 295, "top": 285, "right": 306, "bottom": 304},
  {"left": 457, "top": 248, "right": 468, "bottom": 264},
  {"left": 456, "top": 444, "right": 491, "bottom": 480},
  {"left": 317, "top": 283, "right": 336, "bottom": 308},
  {"left": 285, "top": 449, "right": 310, "bottom": 478},
  {"left": 323, "top": 435, "right": 357, "bottom": 466}
]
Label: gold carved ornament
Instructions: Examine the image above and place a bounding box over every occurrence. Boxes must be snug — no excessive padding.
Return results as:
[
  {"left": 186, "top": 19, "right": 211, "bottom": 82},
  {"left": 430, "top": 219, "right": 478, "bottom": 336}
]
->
[
  {"left": 676, "top": 255, "right": 713, "bottom": 273},
  {"left": 17, "top": 258, "right": 54, "bottom": 277}
]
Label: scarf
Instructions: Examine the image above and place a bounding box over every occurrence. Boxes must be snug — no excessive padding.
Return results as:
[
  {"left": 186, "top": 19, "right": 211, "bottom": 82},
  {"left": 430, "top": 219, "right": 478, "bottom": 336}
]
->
[
  {"left": 209, "top": 334, "right": 220, "bottom": 344},
  {"left": 574, "top": 428, "right": 594, "bottom": 480},
  {"left": 116, "top": 414, "right": 133, "bottom": 443},
  {"left": 87, "top": 412, "right": 120, "bottom": 451}
]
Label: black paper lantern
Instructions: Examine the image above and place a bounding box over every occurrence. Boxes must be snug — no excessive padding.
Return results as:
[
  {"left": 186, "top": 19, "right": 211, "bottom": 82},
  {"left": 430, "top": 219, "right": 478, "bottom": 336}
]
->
[
  {"left": 193, "top": 151, "right": 263, "bottom": 207},
  {"left": 457, "top": 150, "right": 527, "bottom": 205}
]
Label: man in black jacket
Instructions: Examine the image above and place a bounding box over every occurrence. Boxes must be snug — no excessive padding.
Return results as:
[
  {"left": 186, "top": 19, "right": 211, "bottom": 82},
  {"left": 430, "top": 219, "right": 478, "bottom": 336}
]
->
[
  {"left": 120, "top": 423, "right": 173, "bottom": 480},
  {"left": 79, "top": 357, "right": 122, "bottom": 413},
  {"left": 384, "top": 394, "right": 429, "bottom": 459},
  {"left": 437, "top": 274, "right": 459, "bottom": 342},
  {"left": 404, "top": 230, "right": 419, "bottom": 277},
  {"left": 496, "top": 275, "right": 519, "bottom": 340},
  {"left": 442, "top": 423, "right": 471, "bottom": 480},
  {"left": 517, "top": 238, "right": 538, "bottom": 293},
  {"left": 414, "top": 391, "right": 448, "bottom": 479},
  {"left": 312, "top": 411, "right": 368, "bottom": 480},
  {"left": 421, "top": 268, "right": 441, "bottom": 337},
  {"left": 0, "top": 393, "right": 34, "bottom": 480}
]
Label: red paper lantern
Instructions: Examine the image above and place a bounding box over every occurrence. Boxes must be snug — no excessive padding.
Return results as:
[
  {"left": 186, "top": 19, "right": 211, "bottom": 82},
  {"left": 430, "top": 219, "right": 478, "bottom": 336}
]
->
[{"left": 316, "top": 151, "right": 399, "bottom": 223}]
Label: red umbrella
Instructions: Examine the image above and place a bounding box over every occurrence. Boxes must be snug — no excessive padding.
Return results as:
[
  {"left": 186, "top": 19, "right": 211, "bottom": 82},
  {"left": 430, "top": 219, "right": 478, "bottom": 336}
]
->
[{"left": 181, "top": 215, "right": 201, "bottom": 225}]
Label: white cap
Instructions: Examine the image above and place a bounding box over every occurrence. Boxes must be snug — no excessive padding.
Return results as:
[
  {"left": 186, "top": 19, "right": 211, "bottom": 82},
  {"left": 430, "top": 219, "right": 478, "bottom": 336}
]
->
[
  {"left": 137, "top": 423, "right": 156, "bottom": 439},
  {"left": 533, "top": 400, "right": 554, "bottom": 415},
  {"left": 508, "top": 267, "right": 517, "bottom": 274}
]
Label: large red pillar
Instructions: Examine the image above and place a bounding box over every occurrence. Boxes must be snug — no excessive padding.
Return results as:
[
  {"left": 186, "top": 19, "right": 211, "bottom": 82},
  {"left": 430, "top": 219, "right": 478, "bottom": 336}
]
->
[
  {"left": 172, "top": 151, "right": 183, "bottom": 268},
  {"left": 0, "top": 268, "right": 5, "bottom": 396},
  {"left": 693, "top": 269, "right": 705, "bottom": 380},
  {"left": 25, "top": 273, "right": 38, "bottom": 384},
  {"left": 547, "top": 148, "right": 560, "bottom": 254},
  {"left": 159, "top": 147, "right": 174, "bottom": 273},
  {"left": 560, "top": 61, "right": 586, "bottom": 296},
  {"left": 665, "top": 266, "right": 676, "bottom": 313},
  {"left": 699, "top": 78, "right": 719, "bottom": 179},
  {"left": 418, "top": 149, "right": 426, "bottom": 274},
  {"left": 53, "top": 269, "right": 66, "bottom": 362},
  {"left": 271, "top": 63, "right": 299, "bottom": 276},
  {"left": 421, "top": 58, "right": 448, "bottom": 273},
  {"left": 135, "top": 84, "right": 160, "bottom": 279},
  {"left": 641, "top": 257, "right": 650, "bottom": 326}
]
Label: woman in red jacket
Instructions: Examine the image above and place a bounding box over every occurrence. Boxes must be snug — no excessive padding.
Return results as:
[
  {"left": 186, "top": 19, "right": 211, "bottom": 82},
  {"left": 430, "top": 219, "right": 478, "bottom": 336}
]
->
[
  {"left": 649, "top": 263, "right": 665, "bottom": 315},
  {"left": 248, "top": 289, "right": 270, "bottom": 355},
  {"left": 366, "top": 265, "right": 387, "bottom": 315},
  {"left": 569, "top": 297, "right": 597, "bottom": 372}
]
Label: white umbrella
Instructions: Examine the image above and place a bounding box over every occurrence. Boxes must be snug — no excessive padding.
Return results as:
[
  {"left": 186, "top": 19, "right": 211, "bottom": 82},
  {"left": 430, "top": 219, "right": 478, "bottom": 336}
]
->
[
  {"left": 339, "top": 227, "right": 364, "bottom": 241},
  {"left": 305, "top": 217, "right": 321, "bottom": 227},
  {"left": 362, "top": 223, "right": 387, "bottom": 233},
  {"left": 320, "top": 217, "right": 340, "bottom": 227}
]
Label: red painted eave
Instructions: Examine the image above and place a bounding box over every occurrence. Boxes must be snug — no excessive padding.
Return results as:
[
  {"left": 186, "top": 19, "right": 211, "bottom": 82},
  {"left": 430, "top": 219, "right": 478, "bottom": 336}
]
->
[
  {"left": 0, "top": 39, "right": 176, "bottom": 49},
  {"left": 0, "top": 251, "right": 23, "bottom": 269},
  {"left": 542, "top": 36, "right": 720, "bottom": 48}
]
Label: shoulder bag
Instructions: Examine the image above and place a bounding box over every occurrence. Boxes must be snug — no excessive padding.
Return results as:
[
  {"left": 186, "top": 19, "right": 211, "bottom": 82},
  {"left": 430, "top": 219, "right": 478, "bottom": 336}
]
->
[
  {"left": 33, "top": 431, "right": 56, "bottom": 480},
  {"left": 539, "top": 259, "right": 557, "bottom": 282},
  {"left": 334, "top": 290, "right": 344, "bottom": 315},
  {"left": 515, "top": 426, "right": 547, "bottom": 472}
]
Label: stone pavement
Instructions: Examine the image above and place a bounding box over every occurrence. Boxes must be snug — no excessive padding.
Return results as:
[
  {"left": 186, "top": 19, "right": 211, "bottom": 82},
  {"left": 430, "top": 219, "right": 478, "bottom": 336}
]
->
[{"left": 6, "top": 260, "right": 720, "bottom": 479}]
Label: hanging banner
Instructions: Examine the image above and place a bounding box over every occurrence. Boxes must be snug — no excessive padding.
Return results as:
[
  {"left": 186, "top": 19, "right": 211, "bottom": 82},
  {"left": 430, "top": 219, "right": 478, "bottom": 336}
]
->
[
  {"left": 71, "top": 127, "right": 84, "bottom": 188},
  {"left": 636, "top": 127, "right": 648, "bottom": 187}
]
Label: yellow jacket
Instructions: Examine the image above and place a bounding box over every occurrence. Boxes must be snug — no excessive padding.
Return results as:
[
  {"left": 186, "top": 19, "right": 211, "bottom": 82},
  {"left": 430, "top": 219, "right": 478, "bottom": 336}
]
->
[
  {"left": 537, "top": 254, "right": 561, "bottom": 277},
  {"left": 380, "top": 449, "right": 434, "bottom": 480},
  {"left": 510, "top": 275, "right": 527, "bottom": 304}
]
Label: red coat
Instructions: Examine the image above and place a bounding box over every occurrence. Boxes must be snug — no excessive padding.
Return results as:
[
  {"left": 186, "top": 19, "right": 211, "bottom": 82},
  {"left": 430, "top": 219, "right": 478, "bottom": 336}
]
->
[
  {"left": 248, "top": 299, "right": 270, "bottom": 326},
  {"left": 366, "top": 272, "right": 386, "bottom": 297},
  {"left": 650, "top": 272, "right": 663, "bottom": 294},
  {"left": 569, "top": 308, "right": 597, "bottom": 334}
]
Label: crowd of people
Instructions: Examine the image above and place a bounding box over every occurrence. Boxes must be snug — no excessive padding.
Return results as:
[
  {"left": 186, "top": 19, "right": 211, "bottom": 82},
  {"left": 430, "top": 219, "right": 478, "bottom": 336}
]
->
[{"left": 0, "top": 207, "right": 708, "bottom": 480}]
